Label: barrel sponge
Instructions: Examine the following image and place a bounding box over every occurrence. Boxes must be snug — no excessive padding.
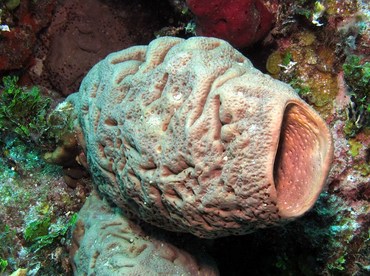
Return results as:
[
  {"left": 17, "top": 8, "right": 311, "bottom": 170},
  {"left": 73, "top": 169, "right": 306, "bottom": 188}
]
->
[
  {"left": 69, "top": 36, "right": 333, "bottom": 238},
  {"left": 70, "top": 192, "right": 218, "bottom": 275}
]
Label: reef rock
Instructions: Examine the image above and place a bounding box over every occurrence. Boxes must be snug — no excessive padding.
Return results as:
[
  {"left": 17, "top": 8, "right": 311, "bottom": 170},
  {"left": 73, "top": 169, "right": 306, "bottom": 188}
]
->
[
  {"left": 67, "top": 36, "right": 333, "bottom": 238},
  {"left": 30, "top": 0, "right": 167, "bottom": 95}
]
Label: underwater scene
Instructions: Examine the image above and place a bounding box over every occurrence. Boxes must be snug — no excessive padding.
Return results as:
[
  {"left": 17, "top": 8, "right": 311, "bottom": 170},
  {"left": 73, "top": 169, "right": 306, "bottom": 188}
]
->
[{"left": 0, "top": 0, "right": 369, "bottom": 275}]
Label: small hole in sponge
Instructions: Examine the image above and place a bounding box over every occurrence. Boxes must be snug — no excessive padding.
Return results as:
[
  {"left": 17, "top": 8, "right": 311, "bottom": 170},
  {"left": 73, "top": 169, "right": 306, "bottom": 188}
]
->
[{"left": 105, "top": 117, "right": 118, "bottom": 126}]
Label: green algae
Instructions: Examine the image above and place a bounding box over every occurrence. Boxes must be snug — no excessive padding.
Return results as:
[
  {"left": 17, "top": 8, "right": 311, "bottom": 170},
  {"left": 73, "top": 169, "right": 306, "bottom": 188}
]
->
[
  {"left": 24, "top": 214, "right": 78, "bottom": 253},
  {"left": 354, "top": 162, "right": 370, "bottom": 177},
  {"left": 24, "top": 217, "right": 51, "bottom": 244},
  {"left": 0, "top": 258, "right": 8, "bottom": 273},
  {"left": 348, "top": 139, "right": 363, "bottom": 157},
  {"left": 0, "top": 76, "right": 51, "bottom": 144},
  {"left": 343, "top": 55, "right": 370, "bottom": 136},
  {"left": 0, "top": 135, "right": 86, "bottom": 273}
]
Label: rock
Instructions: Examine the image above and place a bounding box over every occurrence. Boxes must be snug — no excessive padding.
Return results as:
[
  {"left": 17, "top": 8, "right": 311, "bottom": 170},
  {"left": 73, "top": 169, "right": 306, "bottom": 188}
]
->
[
  {"left": 30, "top": 0, "right": 168, "bottom": 95},
  {"left": 0, "top": 0, "right": 55, "bottom": 71}
]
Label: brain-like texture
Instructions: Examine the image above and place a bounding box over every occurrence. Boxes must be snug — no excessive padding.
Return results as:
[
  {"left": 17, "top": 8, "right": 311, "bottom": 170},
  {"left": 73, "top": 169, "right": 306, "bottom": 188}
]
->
[
  {"left": 71, "top": 192, "right": 218, "bottom": 275},
  {"left": 69, "top": 36, "right": 333, "bottom": 238}
]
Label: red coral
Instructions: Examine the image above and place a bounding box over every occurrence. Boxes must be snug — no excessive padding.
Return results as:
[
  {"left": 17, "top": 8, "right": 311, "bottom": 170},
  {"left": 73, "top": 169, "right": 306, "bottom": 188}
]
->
[{"left": 186, "top": 0, "right": 273, "bottom": 48}]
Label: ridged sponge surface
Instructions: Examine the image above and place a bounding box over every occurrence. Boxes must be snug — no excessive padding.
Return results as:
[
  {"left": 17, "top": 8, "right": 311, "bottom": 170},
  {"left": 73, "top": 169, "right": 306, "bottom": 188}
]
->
[
  {"left": 71, "top": 192, "right": 218, "bottom": 275},
  {"left": 70, "top": 37, "right": 333, "bottom": 238}
]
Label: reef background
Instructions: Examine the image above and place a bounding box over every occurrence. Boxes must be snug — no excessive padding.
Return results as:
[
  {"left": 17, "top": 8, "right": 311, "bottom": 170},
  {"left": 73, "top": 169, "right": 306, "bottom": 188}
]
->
[{"left": 0, "top": 0, "right": 369, "bottom": 275}]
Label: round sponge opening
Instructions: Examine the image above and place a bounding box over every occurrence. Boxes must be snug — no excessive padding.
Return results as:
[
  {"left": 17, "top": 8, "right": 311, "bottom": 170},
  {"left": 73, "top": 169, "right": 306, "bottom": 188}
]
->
[{"left": 273, "top": 103, "right": 330, "bottom": 218}]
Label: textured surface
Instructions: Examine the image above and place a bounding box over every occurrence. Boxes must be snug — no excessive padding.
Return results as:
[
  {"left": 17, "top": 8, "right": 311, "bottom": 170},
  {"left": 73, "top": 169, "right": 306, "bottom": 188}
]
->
[
  {"left": 71, "top": 191, "right": 218, "bottom": 275},
  {"left": 186, "top": 0, "right": 273, "bottom": 48},
  {"left": 29, "top": 0, "right": 167, "bottom": 95},
  {"left": 69, "top": 36, "right": 333, "bottom": 238}
]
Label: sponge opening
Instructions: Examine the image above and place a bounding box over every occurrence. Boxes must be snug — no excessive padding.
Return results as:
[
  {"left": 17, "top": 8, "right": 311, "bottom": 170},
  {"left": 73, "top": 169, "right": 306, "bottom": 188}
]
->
[{"left": 273, "top": 103, "right": 327, "bottom": 218}]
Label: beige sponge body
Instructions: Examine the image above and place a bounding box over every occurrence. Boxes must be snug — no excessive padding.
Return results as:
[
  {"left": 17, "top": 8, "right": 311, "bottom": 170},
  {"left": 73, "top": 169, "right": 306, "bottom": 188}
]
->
[
  {"left": 68, "top": 36, "right": 333, "bottom": 238},
  {"left": 71, "top": 192, "right": 218, "bottom": 275}
]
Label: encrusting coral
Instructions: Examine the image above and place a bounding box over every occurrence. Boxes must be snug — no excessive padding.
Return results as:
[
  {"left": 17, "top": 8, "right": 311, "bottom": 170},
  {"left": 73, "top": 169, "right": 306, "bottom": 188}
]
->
[{"left": 65, "top": 36, "right": 334, "bottom": 239}]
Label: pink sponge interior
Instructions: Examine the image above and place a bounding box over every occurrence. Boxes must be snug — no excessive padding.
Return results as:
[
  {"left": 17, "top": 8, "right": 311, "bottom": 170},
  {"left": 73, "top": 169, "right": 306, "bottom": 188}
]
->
[{"left": 274, "top": 102, "right": 333, "bottom": 218}]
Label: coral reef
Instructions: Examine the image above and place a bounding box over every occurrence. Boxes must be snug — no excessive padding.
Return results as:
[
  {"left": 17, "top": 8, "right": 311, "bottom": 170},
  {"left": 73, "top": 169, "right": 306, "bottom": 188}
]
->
[
  {"left": 185, "top": 0, "right": 274, "bottom": 48},
  {"left": 0, "top": 0, "right": 369, "bottom": 275},
  {"left": 0, "top": 136, "right": 90, "bottom": 274},
  {"left": 66, "top": 36, "right": 333, "bottom": 238},
  {"left": 260, "top": 1, "right": 370, "bottom": 274}
]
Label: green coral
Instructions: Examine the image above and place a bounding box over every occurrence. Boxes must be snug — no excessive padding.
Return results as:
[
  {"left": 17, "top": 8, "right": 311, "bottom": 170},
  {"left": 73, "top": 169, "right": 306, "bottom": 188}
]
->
[
  {"left": 343, "top": 55, "right": 370, "bottom": 136},
  {"left": 0, "top": 76, "right": 51, "bottom": 144}
]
